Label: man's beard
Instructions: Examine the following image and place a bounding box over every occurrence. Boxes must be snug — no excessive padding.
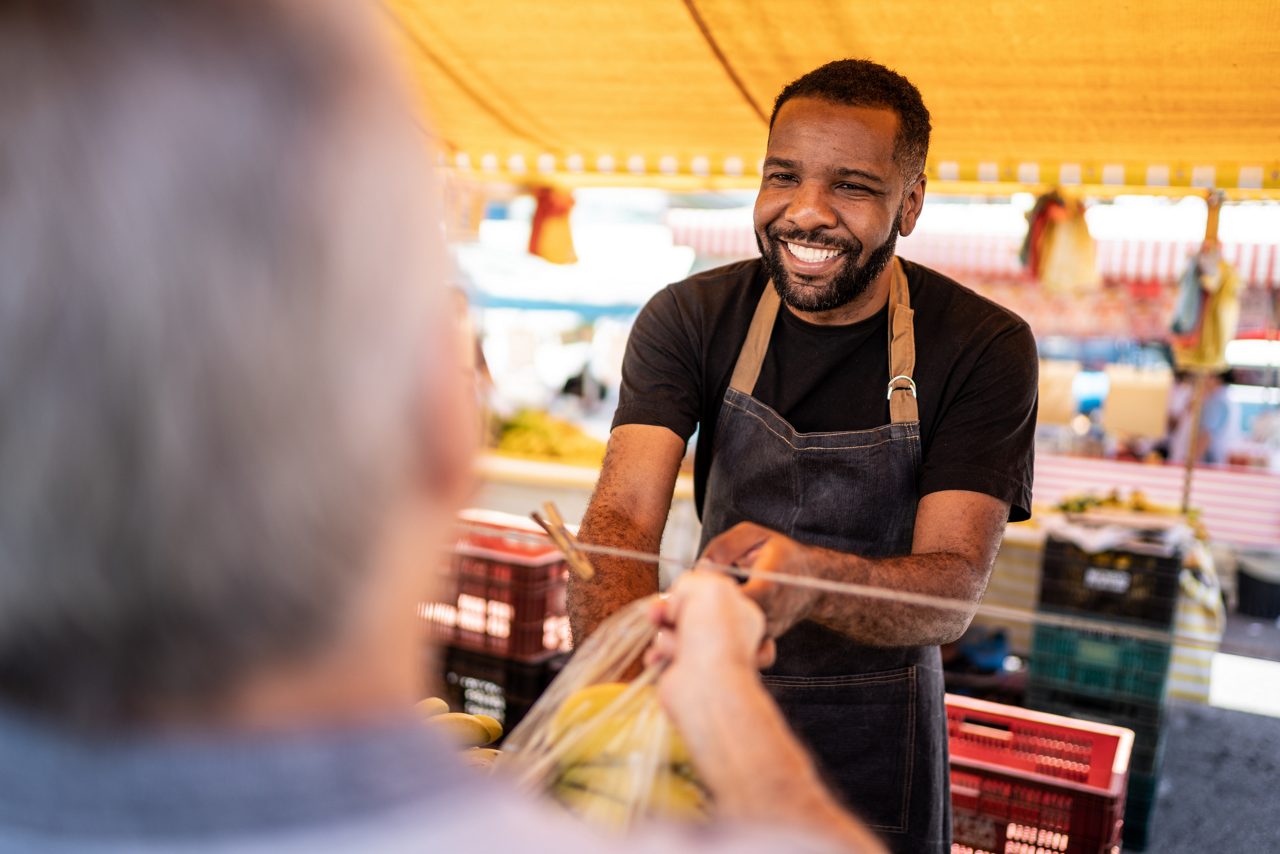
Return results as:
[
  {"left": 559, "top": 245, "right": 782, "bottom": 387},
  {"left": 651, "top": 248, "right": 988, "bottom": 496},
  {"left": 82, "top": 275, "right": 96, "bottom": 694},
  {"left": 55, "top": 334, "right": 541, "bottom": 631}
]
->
[{"left": 757, "top": 216, "right": 901, "bottom": 313}]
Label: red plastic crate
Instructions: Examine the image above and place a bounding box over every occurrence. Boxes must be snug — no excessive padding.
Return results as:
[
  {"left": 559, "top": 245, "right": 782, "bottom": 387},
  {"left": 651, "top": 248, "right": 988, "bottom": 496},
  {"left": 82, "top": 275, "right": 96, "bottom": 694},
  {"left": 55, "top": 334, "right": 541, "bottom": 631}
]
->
[
  {"left": 947, "top": 694, "right": 1134, "bottom": 854},
  {"left": 420, "top": 509, "right": 571, "bottom": 661}
]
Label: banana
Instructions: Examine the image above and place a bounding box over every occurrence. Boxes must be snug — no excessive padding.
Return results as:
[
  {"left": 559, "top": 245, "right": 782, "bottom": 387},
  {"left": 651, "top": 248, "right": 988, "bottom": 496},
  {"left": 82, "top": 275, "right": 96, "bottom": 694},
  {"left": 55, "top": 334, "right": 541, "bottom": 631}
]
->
[
  {"left": 553, "top": 781, "right": 633, "bottom": 831},
  {"left": 557, "top": 764, "right": 637, "bottom": 802},
  {"left": 427, "top": 712, "right": 496, "bottom": 748},
  {"left": 415, "top": 697, "right": 450, "bottom": 719},
  {"left": 551, "top": 683, "right": 631, "bottom": 738},
  {"left": 647, "top": 769, "right": 709, "bottom": 818},
  {"left": 558, "top": 765, "right": 708, "bottom": 818},
  {"left": 462, "top": 747, "right": 501, "bottom": 770},
  {"left": 547, "top": 682, "right": 710, "bottom": 829},
  {"left": 551, "top": 683, "right": 690, "bottom": 766},
  {"left": 473, "top": 714, "right": 503, "bottom": 743}
]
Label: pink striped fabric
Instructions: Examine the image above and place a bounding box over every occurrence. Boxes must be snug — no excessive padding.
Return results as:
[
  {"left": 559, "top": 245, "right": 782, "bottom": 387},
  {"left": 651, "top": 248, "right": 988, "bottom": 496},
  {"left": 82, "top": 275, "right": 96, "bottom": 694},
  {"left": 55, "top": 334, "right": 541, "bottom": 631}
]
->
[
  {"left": 665, "top": 213, "right": 1280, "bottom": 290},
  {"left": 1034, "top": 452, "right": 1280, "bottom": 548}
]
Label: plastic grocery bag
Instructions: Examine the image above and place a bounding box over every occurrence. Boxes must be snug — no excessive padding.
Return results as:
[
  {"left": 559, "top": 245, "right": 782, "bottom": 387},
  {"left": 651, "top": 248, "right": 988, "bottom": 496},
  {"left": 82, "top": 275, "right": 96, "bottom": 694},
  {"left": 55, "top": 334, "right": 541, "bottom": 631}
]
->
[{"left": 497, "top": 595, "right": 710, "bottom": 831}]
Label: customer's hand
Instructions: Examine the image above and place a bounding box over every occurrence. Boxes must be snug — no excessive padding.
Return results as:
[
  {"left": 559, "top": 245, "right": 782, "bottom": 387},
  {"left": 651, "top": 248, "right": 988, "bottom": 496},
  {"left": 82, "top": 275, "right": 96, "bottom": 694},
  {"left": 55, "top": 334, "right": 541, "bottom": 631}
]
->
[
  {"left": 642, "top": 572, "right": 888, "bottom": 854},
  {"left": 699, "top": 521, "right": 821, "bottom": 638},
  {"left": 643, "top": 572, "right": 775, "bottom": 787},
  {"left": 645, "top": 571, "right": 776, "bottom": 676}
]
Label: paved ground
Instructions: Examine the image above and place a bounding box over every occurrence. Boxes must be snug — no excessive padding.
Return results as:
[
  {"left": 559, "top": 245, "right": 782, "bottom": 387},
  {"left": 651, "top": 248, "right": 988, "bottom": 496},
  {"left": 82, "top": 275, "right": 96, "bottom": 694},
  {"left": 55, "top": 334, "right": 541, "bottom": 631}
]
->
[{"left": 1138, "top": 700, "right": 1280, "bottom": 852}]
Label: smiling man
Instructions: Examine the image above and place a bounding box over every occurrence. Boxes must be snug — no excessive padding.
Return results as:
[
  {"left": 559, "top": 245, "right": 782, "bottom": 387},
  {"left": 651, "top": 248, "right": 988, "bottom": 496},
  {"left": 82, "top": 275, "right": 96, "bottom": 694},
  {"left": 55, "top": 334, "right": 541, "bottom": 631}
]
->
[{"left": 569, "top": 60, "right": 1039, "bottom": 853}]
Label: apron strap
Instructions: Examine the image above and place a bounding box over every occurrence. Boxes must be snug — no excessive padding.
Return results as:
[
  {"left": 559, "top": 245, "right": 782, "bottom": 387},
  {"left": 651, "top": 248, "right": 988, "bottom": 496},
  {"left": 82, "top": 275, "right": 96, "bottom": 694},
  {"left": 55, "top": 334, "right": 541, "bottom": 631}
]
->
[
  {"left": 728, "top": 259, "right": 918, "bottom": 424},
  {"left": 729, "top": 282, "right": 781, "bottom": 394},
  {"left": 886, "top": 257, "right": 918, "bottom": 424}
]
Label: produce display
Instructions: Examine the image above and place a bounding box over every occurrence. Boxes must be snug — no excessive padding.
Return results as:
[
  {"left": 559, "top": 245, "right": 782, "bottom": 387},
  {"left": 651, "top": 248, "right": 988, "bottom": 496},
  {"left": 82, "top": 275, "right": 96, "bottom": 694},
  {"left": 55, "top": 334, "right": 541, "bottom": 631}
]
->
[
  {"left": 1055, "top": 488, "right": 1207, "bottom": 539},
  {"left": 545, "top": 682, "right": 709, "bottom": 829},
  {"left": 494, "top": 409, "right": 607, "bottom": 467},
  {"left": 416, "top": 697, "right": 503, "bottom": 770}
]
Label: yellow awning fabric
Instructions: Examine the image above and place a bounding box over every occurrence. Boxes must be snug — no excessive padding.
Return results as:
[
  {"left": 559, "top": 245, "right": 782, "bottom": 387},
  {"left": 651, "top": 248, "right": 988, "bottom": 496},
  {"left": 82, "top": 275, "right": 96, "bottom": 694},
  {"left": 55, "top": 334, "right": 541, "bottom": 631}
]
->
[{"left": 385, "top": 0, "right": 1280, "bottom": 197}]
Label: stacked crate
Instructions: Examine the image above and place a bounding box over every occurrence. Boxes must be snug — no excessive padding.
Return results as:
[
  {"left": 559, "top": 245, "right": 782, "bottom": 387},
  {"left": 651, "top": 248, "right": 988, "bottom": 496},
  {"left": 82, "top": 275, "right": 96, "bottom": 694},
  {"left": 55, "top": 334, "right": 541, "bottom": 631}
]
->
[
  {"left": 947, "top": 694, "right": 1134, "bottom": 854},
  {"left": 1027, "top": 534, "right": 1183, "bottom": 850},
  {"left": 422, "top": 509, "right": 571, "bottom": 735}
]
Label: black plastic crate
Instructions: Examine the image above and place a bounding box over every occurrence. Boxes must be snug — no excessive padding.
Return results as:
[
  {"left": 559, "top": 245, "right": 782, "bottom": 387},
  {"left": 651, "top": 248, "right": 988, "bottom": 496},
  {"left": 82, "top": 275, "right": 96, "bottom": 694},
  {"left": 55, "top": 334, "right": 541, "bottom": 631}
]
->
[
  {"left": 439, "top": 644, "right": 566, "bottom": 736},
  {"left": 1039, "top": 536, "right": 1183, "bottom": 631}
]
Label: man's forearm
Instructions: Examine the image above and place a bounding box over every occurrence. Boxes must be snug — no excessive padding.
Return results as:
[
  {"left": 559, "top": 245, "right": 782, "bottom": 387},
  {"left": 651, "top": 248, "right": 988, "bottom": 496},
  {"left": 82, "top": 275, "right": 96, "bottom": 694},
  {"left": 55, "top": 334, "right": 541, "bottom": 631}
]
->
[
  {"left": 804, "top": 549, "right": 991, "bottom": 647},
  {"left": 568, "top": 501, "right": 660, "bottom": 644},
  {"left": 566, "top": 425, "right": 685, "bottom": 644}
]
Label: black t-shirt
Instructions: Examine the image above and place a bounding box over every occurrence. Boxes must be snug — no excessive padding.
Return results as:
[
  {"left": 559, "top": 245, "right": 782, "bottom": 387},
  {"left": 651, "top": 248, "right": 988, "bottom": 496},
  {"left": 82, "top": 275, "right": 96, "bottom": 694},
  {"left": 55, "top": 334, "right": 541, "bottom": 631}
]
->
[{"left": 613, "top": 257, "right": 1038, "bottom": 522}]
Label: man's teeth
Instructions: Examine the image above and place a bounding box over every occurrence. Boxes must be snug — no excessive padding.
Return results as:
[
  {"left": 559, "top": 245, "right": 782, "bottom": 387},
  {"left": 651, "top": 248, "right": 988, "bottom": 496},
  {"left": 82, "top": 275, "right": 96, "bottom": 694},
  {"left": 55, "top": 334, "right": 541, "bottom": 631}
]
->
[{"left": 785, "top": 242, "right": 842, "bottom": 263}]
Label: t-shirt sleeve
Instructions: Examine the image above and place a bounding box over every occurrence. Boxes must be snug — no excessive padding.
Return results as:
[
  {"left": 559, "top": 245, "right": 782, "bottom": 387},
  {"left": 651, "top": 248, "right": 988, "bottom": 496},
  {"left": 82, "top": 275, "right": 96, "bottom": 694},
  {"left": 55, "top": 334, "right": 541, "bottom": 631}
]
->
[
  {"left": 611, "top": 286, "right": 702, "bottom": 443},
  {"left": 919, "top": 320, "right": 1038, "bottom": 521}
]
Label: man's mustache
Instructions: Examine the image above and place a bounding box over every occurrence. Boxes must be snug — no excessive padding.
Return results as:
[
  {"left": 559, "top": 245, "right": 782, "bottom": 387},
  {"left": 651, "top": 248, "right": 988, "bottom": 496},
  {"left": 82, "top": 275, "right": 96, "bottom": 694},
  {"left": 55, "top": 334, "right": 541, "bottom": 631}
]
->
[{"left": 765, "top": 227, "right": 859, "bottom": 255}]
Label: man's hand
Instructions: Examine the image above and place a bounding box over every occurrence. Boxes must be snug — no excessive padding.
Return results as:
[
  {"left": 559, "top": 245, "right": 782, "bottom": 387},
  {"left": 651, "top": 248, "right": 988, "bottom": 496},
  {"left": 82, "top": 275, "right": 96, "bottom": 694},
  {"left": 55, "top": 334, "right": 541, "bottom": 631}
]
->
[
  {"left": 695, "top": 492, "right": 1009, "bottom": 647},
  {"left": 699, "top": 521, "right": 821, "bottom": 638}
]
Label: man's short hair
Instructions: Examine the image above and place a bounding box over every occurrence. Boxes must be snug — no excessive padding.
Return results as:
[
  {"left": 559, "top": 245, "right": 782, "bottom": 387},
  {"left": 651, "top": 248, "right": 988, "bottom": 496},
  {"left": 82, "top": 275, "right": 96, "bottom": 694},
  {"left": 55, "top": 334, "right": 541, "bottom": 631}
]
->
[
  {"left": 770, "top": 59, "right": 932, "bottom": 183},
  {"left": 0, "top": 0, "right": 442, "bottom": 724}
]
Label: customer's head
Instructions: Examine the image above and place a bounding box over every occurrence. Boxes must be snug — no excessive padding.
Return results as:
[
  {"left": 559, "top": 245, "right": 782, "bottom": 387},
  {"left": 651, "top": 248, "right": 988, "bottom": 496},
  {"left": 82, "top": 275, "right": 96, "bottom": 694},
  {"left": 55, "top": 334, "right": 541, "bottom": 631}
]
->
[
  {"left": 0, "top": 0, "right": 470, "bottom": 726},
  {"left": 755, "top": 60, "right": 931, "bottom": 313}
]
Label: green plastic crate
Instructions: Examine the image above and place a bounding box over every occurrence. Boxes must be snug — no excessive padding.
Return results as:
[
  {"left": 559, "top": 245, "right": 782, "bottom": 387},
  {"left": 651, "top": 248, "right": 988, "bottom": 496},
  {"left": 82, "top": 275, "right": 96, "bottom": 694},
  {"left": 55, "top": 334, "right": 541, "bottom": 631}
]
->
[
  {"left": 1121, "top": 771, "right": 1162, "bottom": 850},
  {"left": 1030, "top": 623, "right": 1172, "bottom": 705}
]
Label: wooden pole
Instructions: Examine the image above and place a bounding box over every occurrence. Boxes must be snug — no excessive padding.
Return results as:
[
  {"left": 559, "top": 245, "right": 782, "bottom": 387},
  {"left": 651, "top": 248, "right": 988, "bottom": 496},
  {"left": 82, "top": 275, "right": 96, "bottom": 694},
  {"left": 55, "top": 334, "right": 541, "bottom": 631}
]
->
[
  {"left": 1180, "top": 370, "right": 1209, "bottom": 514},
  {"left": 1179, "top": 189, "right": 1226, "bottom": 514},
  {"left": 1203, "top": 191, "right": 1223, "bottom": 245}
]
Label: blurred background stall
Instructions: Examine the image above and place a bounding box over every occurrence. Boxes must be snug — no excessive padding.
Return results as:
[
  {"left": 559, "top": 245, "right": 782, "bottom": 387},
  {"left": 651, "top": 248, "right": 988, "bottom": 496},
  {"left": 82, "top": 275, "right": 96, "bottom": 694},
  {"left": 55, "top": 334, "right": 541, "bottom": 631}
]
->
[{"left": 386, "top": 2, "right": 1280, "bottom": 851}]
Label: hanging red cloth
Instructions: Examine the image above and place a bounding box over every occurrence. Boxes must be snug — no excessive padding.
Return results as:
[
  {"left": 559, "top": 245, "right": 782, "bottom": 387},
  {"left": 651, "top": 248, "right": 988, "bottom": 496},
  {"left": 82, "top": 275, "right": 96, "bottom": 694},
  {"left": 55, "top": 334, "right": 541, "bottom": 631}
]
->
[{"left": 527, "top": 186, "right": 577, "bottom": 265}]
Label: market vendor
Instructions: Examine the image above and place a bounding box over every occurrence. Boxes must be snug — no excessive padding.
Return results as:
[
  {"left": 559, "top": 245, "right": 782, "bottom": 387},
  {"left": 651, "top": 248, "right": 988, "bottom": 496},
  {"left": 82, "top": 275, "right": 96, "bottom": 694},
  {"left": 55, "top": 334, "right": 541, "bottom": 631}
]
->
[{"left": 570, "top": 59, "right": 1038, "bottom": 854}]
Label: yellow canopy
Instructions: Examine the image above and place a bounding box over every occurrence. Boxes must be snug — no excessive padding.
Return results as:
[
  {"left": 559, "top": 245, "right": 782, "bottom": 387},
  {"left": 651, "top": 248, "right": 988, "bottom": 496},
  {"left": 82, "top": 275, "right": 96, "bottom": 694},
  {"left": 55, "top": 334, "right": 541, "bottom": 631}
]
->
[{"left": 386, "top": 0, "right": 1280, "bottom": 196}]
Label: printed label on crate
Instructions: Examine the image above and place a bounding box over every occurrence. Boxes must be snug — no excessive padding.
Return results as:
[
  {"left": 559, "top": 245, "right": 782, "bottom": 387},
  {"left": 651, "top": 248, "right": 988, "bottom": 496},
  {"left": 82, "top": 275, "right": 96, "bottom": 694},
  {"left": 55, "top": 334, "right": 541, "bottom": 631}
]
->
[
  {"left": 1083, "top": 566, "right": 1132, "bottom": 594},
  {"left": 952, "top": 811, "right": 1000, "bottom": 851}
]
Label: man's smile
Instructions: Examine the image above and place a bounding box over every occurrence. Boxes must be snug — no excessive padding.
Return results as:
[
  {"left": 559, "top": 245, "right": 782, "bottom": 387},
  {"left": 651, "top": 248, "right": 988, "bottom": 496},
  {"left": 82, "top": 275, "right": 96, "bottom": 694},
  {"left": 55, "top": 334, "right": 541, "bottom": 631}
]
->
[
  {"left": 777, "top": 238, "right": 849, "bottom": 277},
  {"left": 784, "top": 241, "right": 843, "bottom": 263}
]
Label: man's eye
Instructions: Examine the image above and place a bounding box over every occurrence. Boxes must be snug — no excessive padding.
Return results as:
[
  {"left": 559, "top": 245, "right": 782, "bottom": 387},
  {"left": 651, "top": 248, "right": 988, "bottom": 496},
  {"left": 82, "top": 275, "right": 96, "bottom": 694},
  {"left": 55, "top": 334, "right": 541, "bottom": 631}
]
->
[
  {"left": 767, "top": 173, "right": 797, "bottom": 183},
  {"left": 837, "top": 183, "right": 871, "bottom": 193}
]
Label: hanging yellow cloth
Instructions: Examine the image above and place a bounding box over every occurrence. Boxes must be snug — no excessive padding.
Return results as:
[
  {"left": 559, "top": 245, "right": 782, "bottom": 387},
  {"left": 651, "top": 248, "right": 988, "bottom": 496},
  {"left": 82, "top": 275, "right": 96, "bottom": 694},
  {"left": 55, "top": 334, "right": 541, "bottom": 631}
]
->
[
  {"left": 1038, "top": 199, "right": 1100, "bottom": 294},
  {"left": 1173, "top": 255, "right": 1241, "bottom": 370}
]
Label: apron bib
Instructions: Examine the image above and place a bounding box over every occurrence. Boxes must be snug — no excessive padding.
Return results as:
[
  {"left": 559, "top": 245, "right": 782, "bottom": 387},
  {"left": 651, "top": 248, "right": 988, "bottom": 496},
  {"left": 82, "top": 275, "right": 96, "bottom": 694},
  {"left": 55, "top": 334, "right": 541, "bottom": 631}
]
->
[{"left": 699, "top": 258, "right": 949, "bottom": 853}]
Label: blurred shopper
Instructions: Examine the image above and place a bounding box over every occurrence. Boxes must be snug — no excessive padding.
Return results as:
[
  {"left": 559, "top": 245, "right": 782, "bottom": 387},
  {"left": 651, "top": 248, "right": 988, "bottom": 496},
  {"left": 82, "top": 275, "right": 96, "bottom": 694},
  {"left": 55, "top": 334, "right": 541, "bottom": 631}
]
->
[
  {"left": 571, "top": 59, "right": 1039, "bottom": 854},
  {"left": 0, "top": 2, "right": 881, "bottom": 852},
  {"left": 1167, "top": 370, "right": 1234, "bottom": 464}
]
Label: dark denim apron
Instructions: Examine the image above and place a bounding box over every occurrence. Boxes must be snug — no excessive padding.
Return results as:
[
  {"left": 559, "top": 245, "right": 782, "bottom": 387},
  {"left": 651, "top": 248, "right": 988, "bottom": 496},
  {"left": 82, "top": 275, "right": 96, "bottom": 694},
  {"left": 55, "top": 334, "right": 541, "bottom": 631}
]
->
[{"left": 699, "top": 258, "right": 949, "bottom": 853}]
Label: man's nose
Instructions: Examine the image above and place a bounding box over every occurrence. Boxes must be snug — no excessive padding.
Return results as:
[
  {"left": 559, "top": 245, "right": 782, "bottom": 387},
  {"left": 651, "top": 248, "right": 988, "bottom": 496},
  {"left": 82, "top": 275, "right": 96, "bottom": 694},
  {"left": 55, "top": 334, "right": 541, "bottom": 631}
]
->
[{"left": 783, "top": 181, "right": 837, "bottom": 232}]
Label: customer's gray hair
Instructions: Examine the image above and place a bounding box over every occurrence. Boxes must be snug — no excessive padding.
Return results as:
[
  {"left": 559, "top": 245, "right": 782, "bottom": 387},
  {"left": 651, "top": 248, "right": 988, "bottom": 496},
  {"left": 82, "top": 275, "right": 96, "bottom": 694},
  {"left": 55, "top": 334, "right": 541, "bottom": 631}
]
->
[{"left": 0, "top": 0, "right": 445, "bottom": 722}]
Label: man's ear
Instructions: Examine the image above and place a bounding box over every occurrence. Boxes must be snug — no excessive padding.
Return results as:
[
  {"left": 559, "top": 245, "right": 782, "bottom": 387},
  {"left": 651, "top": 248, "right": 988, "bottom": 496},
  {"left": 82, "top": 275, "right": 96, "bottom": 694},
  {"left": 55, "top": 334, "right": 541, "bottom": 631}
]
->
[{"left": 897, "top": 174, "right": 927, "bottom": 237}]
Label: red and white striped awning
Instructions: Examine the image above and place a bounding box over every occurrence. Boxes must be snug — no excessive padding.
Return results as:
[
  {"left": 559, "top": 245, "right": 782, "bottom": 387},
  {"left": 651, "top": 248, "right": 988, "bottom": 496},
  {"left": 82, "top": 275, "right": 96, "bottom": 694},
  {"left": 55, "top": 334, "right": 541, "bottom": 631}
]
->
[{"left": 666, "top": 212, "right": 1280, "bottom": 290}]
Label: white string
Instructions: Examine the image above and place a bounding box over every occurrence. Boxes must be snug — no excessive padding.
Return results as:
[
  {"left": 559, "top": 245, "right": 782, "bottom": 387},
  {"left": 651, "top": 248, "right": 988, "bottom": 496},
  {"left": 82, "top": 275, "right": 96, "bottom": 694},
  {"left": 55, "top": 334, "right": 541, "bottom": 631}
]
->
[{"left": 453, "top": 521, "right": 1220, "bottom": 651}]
